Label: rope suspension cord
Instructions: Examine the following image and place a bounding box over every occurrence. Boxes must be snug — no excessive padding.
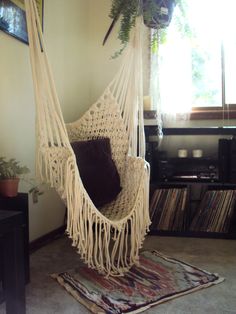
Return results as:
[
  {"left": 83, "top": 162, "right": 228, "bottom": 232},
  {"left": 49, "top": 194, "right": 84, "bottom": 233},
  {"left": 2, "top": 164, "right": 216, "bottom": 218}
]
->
[{"left": 25, "top": 0, "right": 150, "bottom": 276}]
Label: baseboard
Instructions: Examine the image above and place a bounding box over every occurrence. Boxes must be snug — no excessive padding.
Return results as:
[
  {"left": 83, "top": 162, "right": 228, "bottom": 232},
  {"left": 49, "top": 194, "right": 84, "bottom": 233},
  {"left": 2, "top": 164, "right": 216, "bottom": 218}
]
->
[{"left": 29, "top": 225, "right": 66, "bottom": 253}]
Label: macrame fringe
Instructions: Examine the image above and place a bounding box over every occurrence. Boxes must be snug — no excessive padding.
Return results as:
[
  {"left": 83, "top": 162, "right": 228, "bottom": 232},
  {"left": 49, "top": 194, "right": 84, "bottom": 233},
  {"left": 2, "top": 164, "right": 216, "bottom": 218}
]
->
[{"left": 37, "top": 148, "right": 150, "bottom": 276}]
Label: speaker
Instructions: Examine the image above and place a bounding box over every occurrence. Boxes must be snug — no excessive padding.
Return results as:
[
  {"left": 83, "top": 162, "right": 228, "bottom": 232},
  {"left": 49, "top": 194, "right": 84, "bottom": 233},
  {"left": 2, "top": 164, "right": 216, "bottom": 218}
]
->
[
  {"left": 218, "top": 139, "right": 230, "bottom": 182},
  {"left": 229, "top": 139, "right": 236, "bottom": 183}
]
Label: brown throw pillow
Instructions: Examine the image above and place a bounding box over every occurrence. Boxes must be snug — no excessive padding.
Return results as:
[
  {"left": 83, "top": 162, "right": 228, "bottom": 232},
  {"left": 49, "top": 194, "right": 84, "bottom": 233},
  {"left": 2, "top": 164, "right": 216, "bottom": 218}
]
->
[{"left": 71, "top": 138, "right": 122, "bottom": 207}]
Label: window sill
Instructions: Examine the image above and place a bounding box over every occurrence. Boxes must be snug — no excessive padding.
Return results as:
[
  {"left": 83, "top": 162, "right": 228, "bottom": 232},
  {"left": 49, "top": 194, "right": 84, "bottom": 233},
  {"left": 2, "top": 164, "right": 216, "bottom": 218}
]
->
[
  {"left": 144, "top": 108, "right": 236, "bottom": 121},
  {"left": 190, "top": 108, "right": 236, "bottom": 120}
]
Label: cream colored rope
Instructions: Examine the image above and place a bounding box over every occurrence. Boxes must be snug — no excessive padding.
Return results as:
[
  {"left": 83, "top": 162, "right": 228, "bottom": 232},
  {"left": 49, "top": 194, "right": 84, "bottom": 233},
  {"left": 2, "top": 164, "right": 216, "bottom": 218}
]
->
[
  {"left": 107, "top": 18, "right": 146, "bottom": 158},
  {"left": 25, "top": 0, "right": 150, "bottom": 276}
]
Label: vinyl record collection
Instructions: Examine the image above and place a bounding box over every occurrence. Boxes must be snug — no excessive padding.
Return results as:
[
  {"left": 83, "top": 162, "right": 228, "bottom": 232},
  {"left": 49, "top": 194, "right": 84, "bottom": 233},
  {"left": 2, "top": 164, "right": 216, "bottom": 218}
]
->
[
  {"left": 150, "top": 188, "right": 236, "bottom": 234},
  {"left": 190, "top": 190, "right": 236, "bottom": 233},
  {"left": 150, "top": 188, "right": 187, "bottom": 231}
]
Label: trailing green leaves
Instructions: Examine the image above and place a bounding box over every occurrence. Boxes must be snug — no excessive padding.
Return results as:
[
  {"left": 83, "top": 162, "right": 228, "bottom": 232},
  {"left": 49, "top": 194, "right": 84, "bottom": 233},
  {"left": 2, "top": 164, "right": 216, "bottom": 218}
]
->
[{"left": 106, "top": 0, "right": 182, "bottom": 57}]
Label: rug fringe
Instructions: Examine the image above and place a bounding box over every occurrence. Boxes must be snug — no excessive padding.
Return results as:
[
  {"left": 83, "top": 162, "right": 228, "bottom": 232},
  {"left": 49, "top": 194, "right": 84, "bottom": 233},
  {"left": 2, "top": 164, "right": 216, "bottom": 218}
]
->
[{"left": 51, "top": 273, "right": 105, "bottom": 314}]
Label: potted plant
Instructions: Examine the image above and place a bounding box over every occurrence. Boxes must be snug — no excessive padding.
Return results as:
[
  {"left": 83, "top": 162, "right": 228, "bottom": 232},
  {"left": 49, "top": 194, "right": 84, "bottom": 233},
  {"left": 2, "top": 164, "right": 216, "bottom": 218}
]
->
[
  {"left": 103, "top": 0, "right": 184, "bottom": 56},
  {"left": 0, "top": 157, "right": 30, "bottom": 197}
]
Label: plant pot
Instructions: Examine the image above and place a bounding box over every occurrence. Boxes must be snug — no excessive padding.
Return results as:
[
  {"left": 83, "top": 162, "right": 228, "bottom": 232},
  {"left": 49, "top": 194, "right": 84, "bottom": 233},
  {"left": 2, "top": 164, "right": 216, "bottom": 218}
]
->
[
  {"left": 0, "top": 178, "right": 20, "bottom": 197},
  {"left": 143, "top": 0, "right": 175, "bottom": 29}
]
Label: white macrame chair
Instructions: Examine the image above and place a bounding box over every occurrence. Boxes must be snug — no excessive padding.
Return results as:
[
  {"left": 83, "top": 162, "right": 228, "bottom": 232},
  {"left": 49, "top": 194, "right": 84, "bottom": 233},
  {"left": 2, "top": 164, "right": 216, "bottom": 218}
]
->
[{"left": 25, "top": 0, "right": 151, "bottom": 276}]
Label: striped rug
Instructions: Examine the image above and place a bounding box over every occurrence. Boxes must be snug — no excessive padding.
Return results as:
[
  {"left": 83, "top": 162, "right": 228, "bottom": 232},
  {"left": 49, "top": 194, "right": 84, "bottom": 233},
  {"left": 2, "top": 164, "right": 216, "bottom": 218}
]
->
[{"left": 52, "top": 250, "right": 224, "bottom": 314}]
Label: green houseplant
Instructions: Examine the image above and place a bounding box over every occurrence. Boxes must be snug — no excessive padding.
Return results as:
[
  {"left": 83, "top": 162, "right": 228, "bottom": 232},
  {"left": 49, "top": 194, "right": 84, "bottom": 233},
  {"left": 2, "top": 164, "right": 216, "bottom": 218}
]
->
[
  {"left": 103, "top": 0, "right": 184, "bottom": 55},
  {"left": 103, "top": 0, "right": 188, "bottom": 57},
  {"left": 0, "top": 157, "right": 30, "bottom": 197}
]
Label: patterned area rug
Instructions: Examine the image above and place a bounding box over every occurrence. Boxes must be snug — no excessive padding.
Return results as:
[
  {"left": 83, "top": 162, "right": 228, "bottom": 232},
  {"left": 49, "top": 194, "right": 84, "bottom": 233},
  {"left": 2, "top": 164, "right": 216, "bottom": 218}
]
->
[{"left": 51, "top": 251, "right": 224, "bottom": 314}]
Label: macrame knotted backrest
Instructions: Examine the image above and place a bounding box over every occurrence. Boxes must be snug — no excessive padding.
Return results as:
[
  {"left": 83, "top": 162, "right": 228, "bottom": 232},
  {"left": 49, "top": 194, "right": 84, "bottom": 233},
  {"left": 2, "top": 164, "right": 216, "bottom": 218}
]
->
[
  {"left": 26, "top": 0, "right": 145, "bottom": 165},
  {"left": 67, "top": 91, "right": 129, "bottom": 182}
]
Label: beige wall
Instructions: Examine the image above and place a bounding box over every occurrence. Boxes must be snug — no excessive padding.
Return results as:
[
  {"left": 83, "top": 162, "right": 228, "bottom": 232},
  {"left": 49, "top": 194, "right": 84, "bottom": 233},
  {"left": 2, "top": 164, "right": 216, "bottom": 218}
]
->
[
  {"left": 87, "top": 0, "right": 149, "bottom": 104},
  {"left": 44, "top": 0, "right": 90, "bottom": 121},
  {"left": 87, "top": 0, "right": 125, "bottom": 104},
  {"left": 0, "top": 0, "right": 90, "bottom": 241}
]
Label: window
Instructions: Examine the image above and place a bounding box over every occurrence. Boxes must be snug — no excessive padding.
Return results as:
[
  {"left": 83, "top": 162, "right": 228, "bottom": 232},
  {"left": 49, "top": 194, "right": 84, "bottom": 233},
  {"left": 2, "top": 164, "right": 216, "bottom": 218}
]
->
[{"left": 157, "top": 0, "right": 236, "bottom": 118}]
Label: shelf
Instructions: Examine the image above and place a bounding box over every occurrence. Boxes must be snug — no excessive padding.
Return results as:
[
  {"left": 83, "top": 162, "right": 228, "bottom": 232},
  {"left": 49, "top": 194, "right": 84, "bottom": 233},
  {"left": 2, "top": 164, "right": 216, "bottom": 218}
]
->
[
  {"left": 145, "top": 126, "right": 236, "bottom": 136},
  {"left": 149, "top": 229, "right": 236, "bottom": 240},
  {"left": 149, "top": 182, "right": 236, "bottom": 240},
  {"left": 151, "top": 180, "right": 236, "bottom": 186},
  {"left": 163, "top": 157, "right": 217, "bottom": 162}
]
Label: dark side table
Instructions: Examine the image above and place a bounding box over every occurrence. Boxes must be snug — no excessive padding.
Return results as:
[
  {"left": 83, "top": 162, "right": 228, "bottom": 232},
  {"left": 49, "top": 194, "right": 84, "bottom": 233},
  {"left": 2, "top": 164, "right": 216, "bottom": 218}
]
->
[
  {"left": 0, "top": 193, "right": 29, "bottom": 283},
  {"left": 0, "top": 210, "right": 26, "bottom": 314}
]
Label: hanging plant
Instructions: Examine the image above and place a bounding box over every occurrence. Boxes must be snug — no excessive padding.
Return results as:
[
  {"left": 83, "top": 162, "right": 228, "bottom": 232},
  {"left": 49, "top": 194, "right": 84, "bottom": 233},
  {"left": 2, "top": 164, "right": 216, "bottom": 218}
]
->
[
  {"left": 103, "top": 0, "right": 185, "bottom": 56},
  {"left": 142, "top": 0, "right": 175, "bottom": 29}
]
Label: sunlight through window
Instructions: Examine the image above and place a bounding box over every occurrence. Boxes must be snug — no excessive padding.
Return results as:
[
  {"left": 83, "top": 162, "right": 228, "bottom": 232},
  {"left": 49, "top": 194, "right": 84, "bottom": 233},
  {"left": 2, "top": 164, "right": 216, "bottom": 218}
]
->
[{"left": 158, "top": 0, "right": 236, "bottom": 113}]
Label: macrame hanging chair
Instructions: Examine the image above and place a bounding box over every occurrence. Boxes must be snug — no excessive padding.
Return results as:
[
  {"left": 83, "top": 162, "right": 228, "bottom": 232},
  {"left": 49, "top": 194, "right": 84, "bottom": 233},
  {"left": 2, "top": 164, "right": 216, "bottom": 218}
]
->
[{"left": 25, "top": 0, "right": 151, "bottom": 276}]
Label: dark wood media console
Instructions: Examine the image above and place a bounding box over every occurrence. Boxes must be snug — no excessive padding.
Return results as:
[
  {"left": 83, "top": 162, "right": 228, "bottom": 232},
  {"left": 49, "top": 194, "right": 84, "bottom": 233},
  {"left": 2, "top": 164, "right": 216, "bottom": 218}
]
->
[{"left": 145, "top": 127, "right": 236, "bottom": 239}]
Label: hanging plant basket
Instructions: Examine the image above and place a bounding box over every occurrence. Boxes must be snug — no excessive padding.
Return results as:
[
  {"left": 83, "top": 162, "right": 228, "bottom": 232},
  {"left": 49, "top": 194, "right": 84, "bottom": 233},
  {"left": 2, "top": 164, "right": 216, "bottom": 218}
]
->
[{"left": 142, "top": 0, "right": 176, "bottom": 29}]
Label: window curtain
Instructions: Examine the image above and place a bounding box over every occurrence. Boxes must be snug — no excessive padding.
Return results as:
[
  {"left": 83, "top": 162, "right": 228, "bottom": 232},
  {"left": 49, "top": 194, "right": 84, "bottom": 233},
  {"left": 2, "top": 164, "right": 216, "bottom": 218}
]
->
[{"left": 149, "top": 5, "right": 192, "bottom": 135}]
